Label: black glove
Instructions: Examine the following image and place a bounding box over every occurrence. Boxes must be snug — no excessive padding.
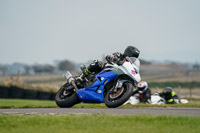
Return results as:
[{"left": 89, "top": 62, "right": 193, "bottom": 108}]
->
[
  {"left": 105, "top": 55, "right": 113, "bottom": 64},
  {"left": 113, "top": 52, "right": 124, "bottom": 61},
  {"left": 106, "top": 52, "right": 124, "bottom": 65},
  {"left": 113, "top": 52, "right": 122, "bottom": 58}
]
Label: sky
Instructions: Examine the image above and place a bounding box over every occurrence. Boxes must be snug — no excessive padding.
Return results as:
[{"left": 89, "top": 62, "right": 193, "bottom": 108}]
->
[{"left": 0, "top": 0, "right": 200, "bottom": 64}]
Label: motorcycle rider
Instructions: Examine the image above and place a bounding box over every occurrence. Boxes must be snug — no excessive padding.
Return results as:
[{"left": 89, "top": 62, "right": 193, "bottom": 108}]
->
[
  {"left": 159, "top": 87, "right": 179, "bottom": 104},
  {"left": 132, "top": 81, "right": 151, "bottom": 103},
  {"left": 80, "top": 46, "right": 140, "bottom": 79}
]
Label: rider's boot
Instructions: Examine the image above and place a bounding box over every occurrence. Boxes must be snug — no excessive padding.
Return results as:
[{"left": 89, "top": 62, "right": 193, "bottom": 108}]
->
[{"left": 79, "top": 60, "right": 104, "bottom": 80}]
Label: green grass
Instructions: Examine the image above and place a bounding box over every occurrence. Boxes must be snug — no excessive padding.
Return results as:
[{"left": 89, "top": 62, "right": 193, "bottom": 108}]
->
[
  {"left": 0, "top": 99, "right": 57, "bottom": 108},
  {"left": 0, "top": 114, "right": 199, "bottom": 133},
  {"left": 0, "top": 98, "right": 200, "bottom": 108}
]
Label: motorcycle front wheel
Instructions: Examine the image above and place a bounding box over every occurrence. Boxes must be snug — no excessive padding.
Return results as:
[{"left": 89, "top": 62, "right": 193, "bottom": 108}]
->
[
  {"left": 55, "top": 83, "right": 80, "bottom": 108},
  {"left": 104, "top": 82, "right": 133, "bottom": 108}
]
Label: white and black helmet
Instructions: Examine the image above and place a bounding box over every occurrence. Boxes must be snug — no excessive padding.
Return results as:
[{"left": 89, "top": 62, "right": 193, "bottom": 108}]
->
[{"left": 137, "top": 81, "right": 148, "bottom": 93}]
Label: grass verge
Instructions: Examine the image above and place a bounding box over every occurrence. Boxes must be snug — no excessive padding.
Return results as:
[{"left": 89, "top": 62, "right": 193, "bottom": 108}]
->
[
  {"left": 0, "top": 114, "right": 200, "bottom": 133},
  {"left": 0, "top": 99, "right": 57, "bottom": 108},
  {"left": 0, "top": 98, "right": 200, "bottom": 108}
]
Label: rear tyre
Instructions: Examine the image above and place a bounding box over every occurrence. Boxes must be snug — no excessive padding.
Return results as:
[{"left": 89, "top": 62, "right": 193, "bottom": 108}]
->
[
  {"left": 55, "top": 83, "right": 80, "bottom": 108},
  {"left": 104, "top": 82, "right": 133, "bottom": 108}
]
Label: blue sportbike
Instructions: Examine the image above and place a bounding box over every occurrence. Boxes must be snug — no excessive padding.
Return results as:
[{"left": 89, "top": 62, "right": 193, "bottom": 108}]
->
[{"left": 55, "top": 57, "right": 141, "bottom": 108}]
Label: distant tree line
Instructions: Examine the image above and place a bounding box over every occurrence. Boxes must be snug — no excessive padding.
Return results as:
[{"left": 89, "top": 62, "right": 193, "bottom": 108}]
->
[
  {"left": 32, "top": 64, "right": 55, "bottom": 74},
  {"left": 1, "top": 58, "right": 198, "bottom": 76},
  {"left": 0, "top": 59, "right": 78, "bottom": 76},
  {"left": 0, "top": 66, "right": 7, "bottom": 76}
]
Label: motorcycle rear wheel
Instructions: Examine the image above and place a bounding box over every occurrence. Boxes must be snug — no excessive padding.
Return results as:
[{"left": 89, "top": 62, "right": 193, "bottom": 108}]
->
[
  {"left": 104, "top": 82, "right": 133, "bottom": 108},
  {"left": 55, "top": 83, "right": 80, "bottom": 108}
]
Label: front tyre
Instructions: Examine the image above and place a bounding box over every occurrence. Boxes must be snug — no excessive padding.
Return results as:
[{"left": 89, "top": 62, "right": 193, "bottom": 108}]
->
[
  {"left": 55, "top": 83, "right": 80, "bottom": 108},
  {"left": 104, "top": 82, "right": 133, "bottom": 108}
]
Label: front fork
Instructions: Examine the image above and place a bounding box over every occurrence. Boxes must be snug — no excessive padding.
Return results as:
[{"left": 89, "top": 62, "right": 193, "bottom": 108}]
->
[
  {"left": 71, "top": 80, "right": 79, "bottom": 92},
  {"left": 64, "top": 71, "right": 79, "bottom": 92},
  {"left": 109, "top": 80, "right": 124, "bottom": 93},
  {"left": 110, "top": 79, "right": 136, "bottom": 93}
]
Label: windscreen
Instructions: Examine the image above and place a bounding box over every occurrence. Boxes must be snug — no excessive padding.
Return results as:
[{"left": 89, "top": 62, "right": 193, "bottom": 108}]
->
[
  {"left": 126, "top": 57, "right": 140, "bottom": 69},
  {"left": 126, "top": 57, "right": 136, "bottom": 64}
]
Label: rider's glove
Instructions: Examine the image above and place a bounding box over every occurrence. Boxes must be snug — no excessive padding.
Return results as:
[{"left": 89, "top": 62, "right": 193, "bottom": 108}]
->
[
  {"left": 113, "top": 52, "right": 121, "bottom": 58},
  {"left": 105, "top": 55, "right": 112, "bottom": 64},
  {"left": 106, "top": 52, "right": 123, "bottom": 65},
  {"left": 113, "top": 52, "right": 123, "bottom": 63}
]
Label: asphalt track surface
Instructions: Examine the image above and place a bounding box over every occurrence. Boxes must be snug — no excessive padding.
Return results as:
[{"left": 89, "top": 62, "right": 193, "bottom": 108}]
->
[{"left": 0, "top": 108, "right": 200, "bottom": 116}]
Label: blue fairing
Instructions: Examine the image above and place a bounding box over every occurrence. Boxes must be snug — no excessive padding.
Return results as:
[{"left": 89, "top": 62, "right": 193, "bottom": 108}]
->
[{"left": 77, "top": 70, "right": 118, "bottom": 103}]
